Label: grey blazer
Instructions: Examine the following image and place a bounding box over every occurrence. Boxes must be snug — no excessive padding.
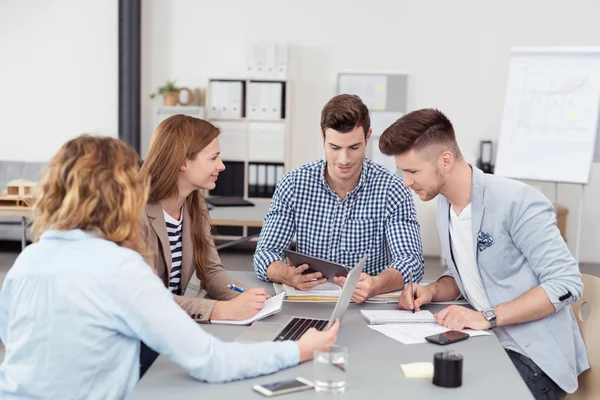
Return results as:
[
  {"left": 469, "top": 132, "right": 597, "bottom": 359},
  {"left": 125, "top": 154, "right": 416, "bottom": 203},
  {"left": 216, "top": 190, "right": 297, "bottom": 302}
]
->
[{"left": 436, "top": 166, "right": 589, "bottom": 393}]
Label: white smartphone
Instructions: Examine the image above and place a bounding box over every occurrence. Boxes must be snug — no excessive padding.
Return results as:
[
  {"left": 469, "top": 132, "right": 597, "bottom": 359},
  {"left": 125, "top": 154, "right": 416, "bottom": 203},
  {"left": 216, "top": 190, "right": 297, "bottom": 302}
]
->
[{"left": 252, "top": 377, "right": 313, "bottom": 397}]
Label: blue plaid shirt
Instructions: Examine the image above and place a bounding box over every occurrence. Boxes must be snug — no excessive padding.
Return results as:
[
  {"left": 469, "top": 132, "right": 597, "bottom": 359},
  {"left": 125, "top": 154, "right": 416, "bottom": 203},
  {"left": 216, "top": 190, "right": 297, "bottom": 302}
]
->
[{"left": 253, "top": 158, "right": 424, "bottom": 284}]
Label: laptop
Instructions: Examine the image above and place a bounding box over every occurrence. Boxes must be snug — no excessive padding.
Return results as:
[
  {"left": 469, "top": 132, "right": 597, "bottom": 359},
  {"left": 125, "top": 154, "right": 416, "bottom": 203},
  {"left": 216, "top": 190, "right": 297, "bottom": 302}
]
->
[{"left": 236, "top": 255, "right": 367, "bottom": 343}]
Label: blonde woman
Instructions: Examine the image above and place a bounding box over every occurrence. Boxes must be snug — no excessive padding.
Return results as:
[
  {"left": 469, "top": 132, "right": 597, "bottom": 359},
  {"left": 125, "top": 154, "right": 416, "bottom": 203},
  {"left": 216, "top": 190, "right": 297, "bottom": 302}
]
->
[
  {"left": 140, "top": 115, "right": 268, "bottom": 323},
  {"left": 0, "top": 135, "right": 339, "bottom": 399}
]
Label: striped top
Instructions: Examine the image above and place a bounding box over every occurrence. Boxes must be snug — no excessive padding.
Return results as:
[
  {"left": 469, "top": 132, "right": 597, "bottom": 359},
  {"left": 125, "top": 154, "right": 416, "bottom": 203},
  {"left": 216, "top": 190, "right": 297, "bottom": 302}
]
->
[{"left": 163, "top": 209, "right": 183, "bottom": 295}]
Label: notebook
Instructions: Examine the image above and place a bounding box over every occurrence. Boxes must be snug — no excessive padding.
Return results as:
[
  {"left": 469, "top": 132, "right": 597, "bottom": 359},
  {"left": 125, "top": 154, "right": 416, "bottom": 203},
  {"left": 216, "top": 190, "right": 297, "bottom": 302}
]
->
[
  {"left": 210, "top": 291, "right": 285, "bottom": 325},
  {"left": 360, "top": 310, "right": 437, "bottom": 325}
]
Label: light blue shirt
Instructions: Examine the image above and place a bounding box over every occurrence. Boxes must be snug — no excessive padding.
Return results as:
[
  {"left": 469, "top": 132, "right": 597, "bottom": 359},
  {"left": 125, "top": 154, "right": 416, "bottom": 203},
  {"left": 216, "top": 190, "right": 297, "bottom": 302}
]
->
[{"left": 0, "top": 229, "right": 299, "bottom": 399}]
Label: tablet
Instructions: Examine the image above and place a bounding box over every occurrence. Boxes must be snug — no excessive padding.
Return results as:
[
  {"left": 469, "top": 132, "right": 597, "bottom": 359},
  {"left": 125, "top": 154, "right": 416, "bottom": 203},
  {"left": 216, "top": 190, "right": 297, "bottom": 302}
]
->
[{"left": 283, "top": 249, "right": 349, "bottom": 283}]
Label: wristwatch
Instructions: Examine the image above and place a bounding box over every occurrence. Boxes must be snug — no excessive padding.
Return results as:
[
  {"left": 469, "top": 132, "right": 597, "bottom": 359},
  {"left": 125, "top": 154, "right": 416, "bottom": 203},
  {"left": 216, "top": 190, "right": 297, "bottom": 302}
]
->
[{"left": 482, "top": 308, "right": 497, "bottom": 329}]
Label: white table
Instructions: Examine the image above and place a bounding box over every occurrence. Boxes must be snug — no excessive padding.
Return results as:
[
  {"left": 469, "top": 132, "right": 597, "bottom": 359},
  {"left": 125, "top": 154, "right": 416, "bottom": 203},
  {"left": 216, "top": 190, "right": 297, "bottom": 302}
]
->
[{"left": 130, "top": 271, "right": 533, "bottom": 400}]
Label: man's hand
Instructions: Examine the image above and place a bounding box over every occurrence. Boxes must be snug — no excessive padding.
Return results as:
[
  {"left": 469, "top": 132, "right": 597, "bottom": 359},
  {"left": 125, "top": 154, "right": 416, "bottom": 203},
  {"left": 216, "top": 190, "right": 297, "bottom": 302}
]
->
[
  {"left": 434, "top": 305, "right": 491, "bottom": 331},
  {"left": 334, "top": 273, "right": 377, "bottom": 304},
  {"left": 398, "top": 283, "right": 433, "bottom": 312},
  {"left": 284, "top": 263, "right": 327, "bottom": 291}
]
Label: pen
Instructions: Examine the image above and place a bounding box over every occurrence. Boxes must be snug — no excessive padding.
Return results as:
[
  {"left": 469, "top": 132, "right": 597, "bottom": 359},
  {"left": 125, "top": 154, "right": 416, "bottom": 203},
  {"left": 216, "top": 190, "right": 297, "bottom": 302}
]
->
[
  {"left": 227, "top": 284, "right": 245, "bottom": 293},
  {"left": 410, "top": 269, "right": 415, "bottom": 313}
]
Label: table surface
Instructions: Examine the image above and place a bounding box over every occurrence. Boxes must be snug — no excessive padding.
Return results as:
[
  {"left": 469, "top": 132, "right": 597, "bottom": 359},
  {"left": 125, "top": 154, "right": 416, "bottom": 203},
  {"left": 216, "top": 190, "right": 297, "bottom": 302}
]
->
[
  {"left": 0, "top": 199, "right": 271, "bottom": 222},
  {"left": 131, "top": 271, "right": 533, "bottom": 400},
  {"left": 0, "top": 205, "right": 32, "bottom": 218}
]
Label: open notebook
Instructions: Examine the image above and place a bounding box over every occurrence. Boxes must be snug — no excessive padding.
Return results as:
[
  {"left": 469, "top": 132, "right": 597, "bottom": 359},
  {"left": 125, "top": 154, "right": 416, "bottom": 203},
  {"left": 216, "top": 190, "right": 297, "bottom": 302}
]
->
[
  {"left": 360, "top": 310, "right": 438, "bottom": 324},
  {"left": 210, "top": 291, "right": 286, "bottom": 325}
]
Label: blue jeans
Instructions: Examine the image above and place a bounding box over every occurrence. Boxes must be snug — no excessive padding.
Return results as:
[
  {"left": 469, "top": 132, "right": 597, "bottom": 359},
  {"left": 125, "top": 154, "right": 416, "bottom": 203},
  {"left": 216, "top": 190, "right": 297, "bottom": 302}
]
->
[{"left": 507, "top": 350, "right": 566, "bottom": 400}]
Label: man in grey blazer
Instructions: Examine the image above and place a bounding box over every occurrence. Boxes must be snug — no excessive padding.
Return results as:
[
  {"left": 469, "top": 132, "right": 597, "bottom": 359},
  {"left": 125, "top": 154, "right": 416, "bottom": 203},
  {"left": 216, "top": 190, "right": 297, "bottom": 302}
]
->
[{"left": 379, "top": 108, "right": 589, "bottom": 400}]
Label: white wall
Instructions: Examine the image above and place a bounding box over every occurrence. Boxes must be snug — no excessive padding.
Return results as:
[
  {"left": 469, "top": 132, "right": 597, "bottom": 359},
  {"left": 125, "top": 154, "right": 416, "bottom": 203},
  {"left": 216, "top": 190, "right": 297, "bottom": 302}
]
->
[
  {"left": 141, "top": 0, "right": 600, "bottom": 262},
  {"left": 0, "top": 0, "right": 118, "bottom": 162}
]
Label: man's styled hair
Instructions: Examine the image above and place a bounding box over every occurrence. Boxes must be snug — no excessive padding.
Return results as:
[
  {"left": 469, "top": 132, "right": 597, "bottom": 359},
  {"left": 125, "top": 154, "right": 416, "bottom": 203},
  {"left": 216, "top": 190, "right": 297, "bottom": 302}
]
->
[
  {"left": 320, "top": 94, "right": 370, "bottom": 138},
  {"left": 379, "top": 108, "right": 462, "bottom": 159}
]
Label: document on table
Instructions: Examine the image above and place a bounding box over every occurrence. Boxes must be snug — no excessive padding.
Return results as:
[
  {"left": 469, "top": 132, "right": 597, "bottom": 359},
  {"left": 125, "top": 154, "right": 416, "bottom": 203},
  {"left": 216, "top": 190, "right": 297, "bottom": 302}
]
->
[
  {"left": 367, "top": 323, "right": 492, "bottom": 345},
  {"left": 273, "top": 282, "right": 341, "bottom": 302}
]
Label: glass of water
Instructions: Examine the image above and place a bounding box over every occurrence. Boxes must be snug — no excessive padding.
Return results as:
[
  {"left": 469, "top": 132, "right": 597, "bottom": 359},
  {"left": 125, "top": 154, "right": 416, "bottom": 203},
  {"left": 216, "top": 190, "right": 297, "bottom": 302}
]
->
[{"left": 313, "top": 345, "right": 348, "bottom": 394}]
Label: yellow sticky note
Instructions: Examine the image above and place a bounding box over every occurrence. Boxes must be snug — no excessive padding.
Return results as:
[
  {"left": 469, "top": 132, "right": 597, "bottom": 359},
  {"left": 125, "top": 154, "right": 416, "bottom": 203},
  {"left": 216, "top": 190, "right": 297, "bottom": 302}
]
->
[
  {"left": 566, "top": 110, "right": 578, "bottom": 123},
  {"left": 375, "top": 84, "right": 386, "bottom": 93},
  {"left": 374, "top": 102, "right": 385, "bottom": 110},
  {"left": 399, "top": 362, "right": 434, "bottom": 378}
]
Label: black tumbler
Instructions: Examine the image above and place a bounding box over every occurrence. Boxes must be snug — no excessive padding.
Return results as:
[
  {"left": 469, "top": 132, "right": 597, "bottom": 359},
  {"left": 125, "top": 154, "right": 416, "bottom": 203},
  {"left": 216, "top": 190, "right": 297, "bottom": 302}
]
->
[{"left": 433, "top": 351, "right": 463, "bottom": 388}]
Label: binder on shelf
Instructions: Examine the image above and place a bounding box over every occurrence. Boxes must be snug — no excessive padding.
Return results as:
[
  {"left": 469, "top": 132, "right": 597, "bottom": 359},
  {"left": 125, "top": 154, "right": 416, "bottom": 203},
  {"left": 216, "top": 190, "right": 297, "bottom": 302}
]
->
[
  {"left": 247, "top": 82, "right": 260, "bottom": 119},
  {"left": 267, "top": 164, "right": 276, "bottom": 197},
  {"left": 227, "top": 81, "right": 243, "bottom": 119},
  {"left": 276, "top": 164, "right": 285, "bottom": 184},
  {"left": 246, "top": 42, "right": 288, "bottom": 80},
  {"left": 208, "top": 80, "right": 244, "bottom": 119},
  {"left": 248, "top": 164, "right": 258, "bottom": 198},
  {"left": 257, "top": 164, "right": 267, "bottom": 197},
  {"left": 247, "top": 82, "right": 284, "bottom": 121},
  {"left": 267, "top": 83, "right": 283, "bottom": 120},
  {"left": 275, "top": 44, "right": 288, "bottom": 80},
  {"left": 246, "top": 43, "right": 269, "bottom": 79}
]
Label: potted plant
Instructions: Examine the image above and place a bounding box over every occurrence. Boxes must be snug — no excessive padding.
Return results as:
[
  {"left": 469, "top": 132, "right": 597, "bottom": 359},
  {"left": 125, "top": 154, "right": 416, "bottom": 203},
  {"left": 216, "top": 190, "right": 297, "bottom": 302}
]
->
[{"left": 149, "top": 80, "right": 180, "bottom": 106}]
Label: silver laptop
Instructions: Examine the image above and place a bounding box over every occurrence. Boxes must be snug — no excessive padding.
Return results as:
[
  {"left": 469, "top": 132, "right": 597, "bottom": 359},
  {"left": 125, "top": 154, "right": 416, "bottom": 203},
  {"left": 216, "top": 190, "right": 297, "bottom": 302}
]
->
[{"left": 236, "top": 255, "right": 367, "bottom": 343}]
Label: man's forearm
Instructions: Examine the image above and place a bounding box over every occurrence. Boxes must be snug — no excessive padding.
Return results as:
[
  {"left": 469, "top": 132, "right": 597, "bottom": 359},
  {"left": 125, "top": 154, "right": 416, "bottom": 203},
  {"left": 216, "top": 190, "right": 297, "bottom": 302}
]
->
[
  {"left": 495, "top": 286, "right": 555, "bottom": 327},
  {"left": 429, "top": 276, "right": 461, "bottom": 302},
  {"left": 265, "top": 260, "right": 289, "bottom": 284},
  {"left": 371, "top": 268, "right": 404, "bottom": 295}
]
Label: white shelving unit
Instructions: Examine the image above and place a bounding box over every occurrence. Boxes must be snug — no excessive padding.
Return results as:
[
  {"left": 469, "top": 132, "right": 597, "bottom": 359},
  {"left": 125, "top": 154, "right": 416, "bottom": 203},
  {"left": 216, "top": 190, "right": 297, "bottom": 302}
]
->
[{"left": 205, "top": 78, "right": 290, "bottom": 200}]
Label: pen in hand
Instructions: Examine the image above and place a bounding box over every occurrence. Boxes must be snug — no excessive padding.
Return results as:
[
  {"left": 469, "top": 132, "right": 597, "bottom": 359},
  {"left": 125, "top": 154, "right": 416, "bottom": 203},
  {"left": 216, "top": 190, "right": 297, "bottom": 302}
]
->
[
  {"left": 409, "top": 269, "right": 415, "bottom": 313},
  {"left": 227, "top": 284, "right": 245, "bottom": 293}
]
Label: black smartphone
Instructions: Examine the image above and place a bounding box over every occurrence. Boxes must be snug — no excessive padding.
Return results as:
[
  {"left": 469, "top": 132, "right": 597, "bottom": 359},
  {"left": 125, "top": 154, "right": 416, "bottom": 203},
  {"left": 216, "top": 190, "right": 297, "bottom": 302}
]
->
[{"left": 425, "top": 330, "right": 470, "bottom": 345}]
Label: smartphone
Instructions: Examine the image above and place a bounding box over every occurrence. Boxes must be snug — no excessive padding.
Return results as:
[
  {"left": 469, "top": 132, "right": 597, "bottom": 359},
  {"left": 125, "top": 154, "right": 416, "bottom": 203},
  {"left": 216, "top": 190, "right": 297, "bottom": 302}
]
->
[
  {"left": 425, "top": 330, "right": 470, "bottom": 345},
  {"left": 252, "top": 377, "right": 314, "bottom": 397}
]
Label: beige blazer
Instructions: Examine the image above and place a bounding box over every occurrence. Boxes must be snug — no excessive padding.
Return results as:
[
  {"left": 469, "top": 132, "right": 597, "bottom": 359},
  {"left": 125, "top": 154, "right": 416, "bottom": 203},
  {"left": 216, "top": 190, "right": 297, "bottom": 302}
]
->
[{"left": 146, "top": 200, "right": 244, "bottom": 323}]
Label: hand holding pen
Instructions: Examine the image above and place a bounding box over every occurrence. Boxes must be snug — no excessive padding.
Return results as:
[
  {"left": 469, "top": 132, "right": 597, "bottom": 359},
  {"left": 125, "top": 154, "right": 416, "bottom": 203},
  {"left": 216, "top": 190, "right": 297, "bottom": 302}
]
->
[{"left": 397, "top": 271, "right": 434, "bottom": 312}]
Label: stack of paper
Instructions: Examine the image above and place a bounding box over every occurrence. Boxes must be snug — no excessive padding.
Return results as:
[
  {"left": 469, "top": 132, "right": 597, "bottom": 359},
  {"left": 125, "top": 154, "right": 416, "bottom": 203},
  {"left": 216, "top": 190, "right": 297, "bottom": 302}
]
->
[{"left": 273, "top": 282, "right": 341, "bottom": 302}]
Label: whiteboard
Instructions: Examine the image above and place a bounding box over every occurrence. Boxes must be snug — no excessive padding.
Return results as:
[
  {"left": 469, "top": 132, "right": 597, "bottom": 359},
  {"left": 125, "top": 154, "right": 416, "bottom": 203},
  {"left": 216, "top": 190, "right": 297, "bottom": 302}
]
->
[{"left": 494, "top": 48, "right": 600, "bottom": 184}]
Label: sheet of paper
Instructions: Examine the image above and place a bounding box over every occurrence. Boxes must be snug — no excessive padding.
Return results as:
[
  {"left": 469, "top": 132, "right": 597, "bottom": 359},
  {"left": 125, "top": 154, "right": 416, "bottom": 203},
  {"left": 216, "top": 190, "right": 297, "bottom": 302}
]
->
[
  {"left": 210, "top": 291, "right": 285, "bottom": 325},
  {"left": 367, "top": 324, "right": 492, "bottom": 345},
  {"left": 361, "top": 310, "right": 437, "bottom": 324},
  {"left": 399, "top": 362, "right": 434, "bottom": 378}
]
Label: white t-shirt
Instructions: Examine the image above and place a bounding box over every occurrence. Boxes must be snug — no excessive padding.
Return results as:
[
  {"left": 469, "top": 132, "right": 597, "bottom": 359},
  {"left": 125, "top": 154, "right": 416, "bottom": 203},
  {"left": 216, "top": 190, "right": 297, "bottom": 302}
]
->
[{"left": 449, "top": 203, "right": 524, "bottom": 355}]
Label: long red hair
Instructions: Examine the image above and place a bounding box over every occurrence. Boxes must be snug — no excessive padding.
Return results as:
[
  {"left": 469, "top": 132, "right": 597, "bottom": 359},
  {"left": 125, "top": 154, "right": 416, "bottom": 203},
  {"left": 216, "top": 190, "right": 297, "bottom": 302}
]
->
[{"left": 140, "top": 115, "right": 220, "bottom": 287}]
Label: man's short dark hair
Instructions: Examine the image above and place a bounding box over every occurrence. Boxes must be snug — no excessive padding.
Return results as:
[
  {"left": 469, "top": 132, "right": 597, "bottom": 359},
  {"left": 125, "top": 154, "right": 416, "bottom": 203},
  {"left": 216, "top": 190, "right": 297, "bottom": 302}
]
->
[
  {"left": 379, "top": 108, "right": 461, "bottom": 158},
  {"left": 321, "top": 94, "right": 370, "bottom": 138}
]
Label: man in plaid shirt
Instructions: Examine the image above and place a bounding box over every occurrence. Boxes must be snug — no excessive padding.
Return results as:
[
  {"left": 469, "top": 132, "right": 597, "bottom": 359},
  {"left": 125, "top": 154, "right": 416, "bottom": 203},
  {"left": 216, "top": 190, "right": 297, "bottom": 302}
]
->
[{"left": 253, "top": 95, "right": 424, "bottom": 303}]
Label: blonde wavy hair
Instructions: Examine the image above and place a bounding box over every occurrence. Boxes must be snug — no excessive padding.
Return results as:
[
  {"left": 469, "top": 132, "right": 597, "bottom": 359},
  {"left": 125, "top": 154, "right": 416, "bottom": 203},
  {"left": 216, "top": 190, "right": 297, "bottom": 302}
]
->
[{"left": 32, "top": 134, "right": 153, "bottom": 264}]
